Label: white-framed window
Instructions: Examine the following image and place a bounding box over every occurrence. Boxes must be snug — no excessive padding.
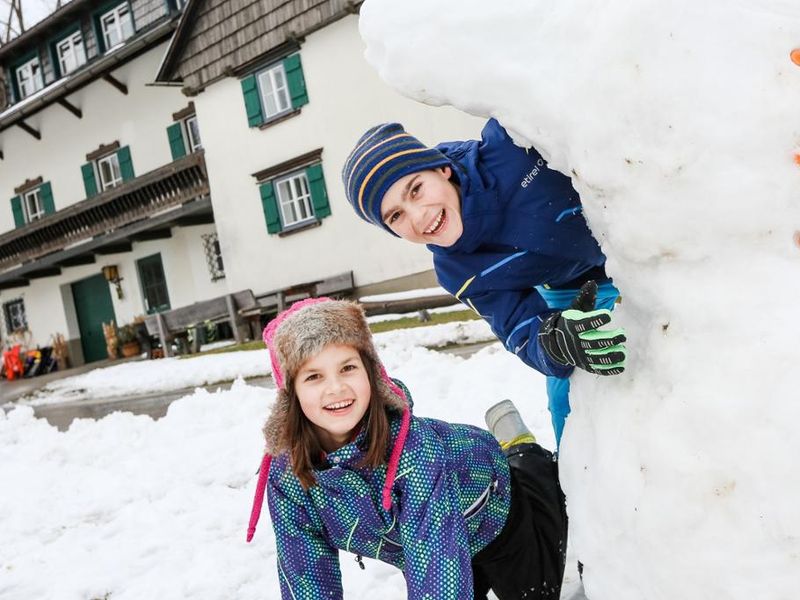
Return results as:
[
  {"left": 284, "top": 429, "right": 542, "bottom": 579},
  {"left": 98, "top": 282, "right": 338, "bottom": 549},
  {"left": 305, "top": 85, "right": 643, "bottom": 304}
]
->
[
  {"left": 256, "top": 63, "right": 291, "bottom": 119},
  {"left": 97, "top": 153, "right": 123, "bottom": 190},
  {"left": 100, "top": 3, "right": 134, "bottom": 50},
  {"left": 275, "top": 171, "right": 314, "bottom": 227},
  {"left": 16, "top": 57, "right": 43, "bottom": 99},
  {"left": 201, "top": 233, "right": 225, "bottom": 281},
  {"left": 184, "top": 115, "right": 202, "bottom": 152},
  {"left": 24, "top": 188, "right": 45, "bottom": 222},
  {"left": 56, "top": 31, "right": 87, "bottom": 75},
  {"left": 3, "top": 299, "right": 27, "bottom": 333}
]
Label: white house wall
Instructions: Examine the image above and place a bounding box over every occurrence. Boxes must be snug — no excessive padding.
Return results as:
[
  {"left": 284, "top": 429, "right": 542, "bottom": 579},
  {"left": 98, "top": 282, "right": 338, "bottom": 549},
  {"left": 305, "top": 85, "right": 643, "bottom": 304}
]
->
[
  {"left": 0, "top": 223, "right": 225, "bottom": 352},
  {"left": 0, "top": 41, "right": 227, "bottom": 353},
  {"left": 0, "top": 41, "right": 184, "bottom": 234},
  {"left": 194, "top": 15, "right": 484, "bottom": 295}
]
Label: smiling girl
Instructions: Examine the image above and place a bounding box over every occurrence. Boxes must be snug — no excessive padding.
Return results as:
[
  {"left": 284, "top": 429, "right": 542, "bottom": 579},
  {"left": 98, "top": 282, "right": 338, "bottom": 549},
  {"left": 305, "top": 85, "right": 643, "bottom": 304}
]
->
[{"left": 246, "top": 297, "right": 568, "bottom": 599}]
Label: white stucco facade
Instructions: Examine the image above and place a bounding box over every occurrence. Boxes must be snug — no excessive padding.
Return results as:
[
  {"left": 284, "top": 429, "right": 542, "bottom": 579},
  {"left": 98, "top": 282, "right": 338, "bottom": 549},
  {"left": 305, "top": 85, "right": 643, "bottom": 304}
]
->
[
  {"left": 0, "top": 42, "right": 185, "bottom": 232},
  {"left": 0, "top": 10, "right": 484, "bottom": 363},
  {"left": 0, "top": 41, "right": 226, "bottom": 357},
  {"left": 193, "top": 15, "right": 484, "bottom": 294}
]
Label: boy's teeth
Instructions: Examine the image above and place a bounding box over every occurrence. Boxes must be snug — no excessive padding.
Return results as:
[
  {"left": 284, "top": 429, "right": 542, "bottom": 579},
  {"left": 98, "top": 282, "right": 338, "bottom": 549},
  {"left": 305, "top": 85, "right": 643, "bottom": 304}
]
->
[{"left": 425, "top": 210, "right": 445, "bottom": 234}]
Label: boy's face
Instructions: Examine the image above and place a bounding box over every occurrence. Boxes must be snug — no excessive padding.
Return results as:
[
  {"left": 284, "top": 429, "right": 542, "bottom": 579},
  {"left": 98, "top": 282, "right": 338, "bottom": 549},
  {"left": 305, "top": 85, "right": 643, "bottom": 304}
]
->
[{"left": 380, "top": 166, "right": 463, "bottom": 247}]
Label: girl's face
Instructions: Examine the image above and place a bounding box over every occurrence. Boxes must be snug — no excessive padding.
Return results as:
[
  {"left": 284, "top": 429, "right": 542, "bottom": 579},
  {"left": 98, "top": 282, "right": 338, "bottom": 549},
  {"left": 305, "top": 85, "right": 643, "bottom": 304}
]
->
[
  {"left": 379, "top": 166, "right": 463, "bottom": 247},
  {"left": 294, "top": 344, "right": 372, "bottom": 452}
]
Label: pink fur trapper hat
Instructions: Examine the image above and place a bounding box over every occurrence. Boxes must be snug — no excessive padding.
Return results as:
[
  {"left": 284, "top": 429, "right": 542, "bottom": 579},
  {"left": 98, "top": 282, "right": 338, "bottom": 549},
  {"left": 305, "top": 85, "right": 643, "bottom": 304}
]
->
[{"left": 260, "top": 297, "right": 407, "bottom": 455}]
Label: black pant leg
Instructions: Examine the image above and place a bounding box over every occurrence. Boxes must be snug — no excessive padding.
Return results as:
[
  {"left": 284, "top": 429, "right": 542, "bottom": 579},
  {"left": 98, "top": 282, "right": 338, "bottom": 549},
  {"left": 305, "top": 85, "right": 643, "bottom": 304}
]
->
[
  {"left": 472, "top": 443, "right": 568, "bottom": 600},
  {"left": 472, "top": 565, "right": 492, "bottom": 600}
]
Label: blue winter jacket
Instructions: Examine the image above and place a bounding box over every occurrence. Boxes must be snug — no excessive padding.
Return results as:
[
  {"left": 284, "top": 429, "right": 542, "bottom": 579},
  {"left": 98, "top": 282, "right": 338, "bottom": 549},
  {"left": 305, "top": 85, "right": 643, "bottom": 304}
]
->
[
  {"left": 267, "top": 384, "right": 511, "bottom": 599},
  {"left": 431, "top": 119, "right": 608, "bottom": 378}
]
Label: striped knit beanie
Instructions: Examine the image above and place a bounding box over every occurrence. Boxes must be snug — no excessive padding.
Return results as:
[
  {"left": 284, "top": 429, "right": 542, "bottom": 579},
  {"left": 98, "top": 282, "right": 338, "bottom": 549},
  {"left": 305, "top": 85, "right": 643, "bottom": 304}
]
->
[{"left": 342, "top": 123, "right": 452, "bottom": 233}]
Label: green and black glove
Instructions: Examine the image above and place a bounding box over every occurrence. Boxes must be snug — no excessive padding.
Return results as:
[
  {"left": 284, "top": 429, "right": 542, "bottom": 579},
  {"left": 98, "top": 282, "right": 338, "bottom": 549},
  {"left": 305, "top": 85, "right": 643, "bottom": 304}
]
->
[{"left": 538, "top": 280, "right": 627, "bottom": 376}]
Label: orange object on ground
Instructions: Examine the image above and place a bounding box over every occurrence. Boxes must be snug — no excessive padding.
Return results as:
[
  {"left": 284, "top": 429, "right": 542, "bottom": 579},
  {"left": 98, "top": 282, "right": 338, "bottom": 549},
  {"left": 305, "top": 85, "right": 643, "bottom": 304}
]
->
[
  {"left": 791, "top": 48, "right": 800, "bottom": 66},
  {"left": 2, "top": 345, "right": 24, "bottom": 381},
  {"left": 795, "top": 153, "right": 800, "bottom": 166}
]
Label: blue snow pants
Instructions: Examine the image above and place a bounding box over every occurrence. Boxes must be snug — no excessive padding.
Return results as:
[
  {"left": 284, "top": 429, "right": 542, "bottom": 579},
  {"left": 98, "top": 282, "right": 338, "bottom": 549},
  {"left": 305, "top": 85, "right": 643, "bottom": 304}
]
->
[{"left": 536, "top": 281, "right": 620, "bottom": 448}]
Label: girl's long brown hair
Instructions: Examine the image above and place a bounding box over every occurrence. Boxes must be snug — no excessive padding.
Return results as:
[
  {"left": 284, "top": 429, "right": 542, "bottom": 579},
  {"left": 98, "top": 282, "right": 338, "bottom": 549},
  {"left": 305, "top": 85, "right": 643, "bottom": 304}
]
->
[{"left": 283, "top": 351, "right": 391, "bottom": 490}]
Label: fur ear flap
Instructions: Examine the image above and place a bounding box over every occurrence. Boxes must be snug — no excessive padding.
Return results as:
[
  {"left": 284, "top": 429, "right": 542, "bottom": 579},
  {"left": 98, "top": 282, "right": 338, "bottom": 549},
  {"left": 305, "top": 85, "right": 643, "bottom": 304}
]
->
[{"left": 262, "top": 389, "right": 291, "bottom": 455}]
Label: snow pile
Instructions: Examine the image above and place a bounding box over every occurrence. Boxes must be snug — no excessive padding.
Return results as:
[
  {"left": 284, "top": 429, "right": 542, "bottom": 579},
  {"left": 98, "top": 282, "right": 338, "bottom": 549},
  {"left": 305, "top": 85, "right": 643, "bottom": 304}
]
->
[
  {"left": 0, "top": 345, "right": 576, "bottom": 599},
  {"left": 20, "top": 319, "right": 494, "bottom": 406},
  {"left": 359, "top": 1, "right": 800, "bottom": 598},
  {"left": 24, "top": 349, "right": 273, "bottom": 405}
]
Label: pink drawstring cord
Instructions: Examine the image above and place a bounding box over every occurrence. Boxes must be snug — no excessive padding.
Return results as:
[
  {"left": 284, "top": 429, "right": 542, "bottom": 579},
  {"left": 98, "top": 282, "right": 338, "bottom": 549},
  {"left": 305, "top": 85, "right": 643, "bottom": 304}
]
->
[
  {"left": 382, "top": 406, "right": 410, "bottom": 511},
  {"left": 246, "top": 453, "right": 273, "bottom": 542},
  {"left": 381, "top": 371, "right": 411, "bottom": 511}
]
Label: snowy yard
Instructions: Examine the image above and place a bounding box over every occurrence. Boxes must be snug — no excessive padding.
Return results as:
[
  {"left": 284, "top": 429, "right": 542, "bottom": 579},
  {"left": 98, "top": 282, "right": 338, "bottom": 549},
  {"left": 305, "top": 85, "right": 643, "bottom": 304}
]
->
[{"left": 0, "top": 327, "right": 590, "bottom": 599}]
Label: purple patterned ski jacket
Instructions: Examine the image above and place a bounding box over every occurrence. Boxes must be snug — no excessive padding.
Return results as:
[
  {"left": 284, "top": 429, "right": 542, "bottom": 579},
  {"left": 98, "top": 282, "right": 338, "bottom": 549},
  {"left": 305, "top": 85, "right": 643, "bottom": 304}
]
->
[{"left": 266, "top": 385, "right": 511, "bottom": 599}]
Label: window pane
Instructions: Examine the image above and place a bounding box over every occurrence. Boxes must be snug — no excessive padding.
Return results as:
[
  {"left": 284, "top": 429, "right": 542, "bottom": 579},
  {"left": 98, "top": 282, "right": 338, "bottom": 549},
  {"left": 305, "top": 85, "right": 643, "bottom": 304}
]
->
[
  {"left": 98, "top": 155, "right": 122, "bottom": 189},
  {"left": 16, "top": 59, "right": 42, "bottom": 98},
  {"left": 4, "top": 299, "right": 27, "bottom": 332},
  {"left": 276, "top": 87, "right": 290, "bottom": 112},
  {"left": 186, "top": 117, "right": 202, "bottom": 151},
  {"left": 120, "top": 6, "right": 134, "bottom": 40},
  {"left": 24, "top": 190, "right": 43, "bottom": 221},
  {"left": 264, "top": 90, "right": 278, "bottom": 117}
]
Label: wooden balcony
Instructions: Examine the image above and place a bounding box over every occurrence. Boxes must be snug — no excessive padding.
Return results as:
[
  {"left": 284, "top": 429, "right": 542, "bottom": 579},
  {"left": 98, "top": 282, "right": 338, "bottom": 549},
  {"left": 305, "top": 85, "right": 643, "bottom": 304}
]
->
[{"left": 0, "top": 152, "right": 212, "bottom": 289}]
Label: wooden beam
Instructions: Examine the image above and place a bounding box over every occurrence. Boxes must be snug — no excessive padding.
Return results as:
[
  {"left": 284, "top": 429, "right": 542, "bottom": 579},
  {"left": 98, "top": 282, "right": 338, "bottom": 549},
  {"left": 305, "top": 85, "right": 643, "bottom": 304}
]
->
[
  {"left": 27, "top": 267, "right": 62, "bottom": 279},
  {"left": 102, "top": 73, "right": 128, "bottom": 95},
  {"left": 156, "top": 312, "right": 172, "bottom": 357},
  {"left": 57, "top": 98, "right": 83, "bottom": 119},
  {"left": 131, "top": 228, "right": 172, "bottom": 241},
  {"left": 174, "top": 213, "right": 214, "bottom": 227},
  {"left": 0, "top": 278, "right": 30, "bottom": 290},
  {"left": 57, "top": 254, "right": 96, "bottom": 267},
  {"left": 17, "top": 121, "right": 41, "bottom": 140},
  {"left": 95, "top": 241, "right": 132, "bottom": 255}
]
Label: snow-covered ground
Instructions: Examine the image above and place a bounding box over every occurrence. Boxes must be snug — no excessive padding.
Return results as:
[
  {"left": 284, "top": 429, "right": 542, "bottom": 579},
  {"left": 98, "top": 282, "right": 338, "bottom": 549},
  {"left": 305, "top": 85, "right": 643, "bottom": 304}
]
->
[
  {"left": 359, "top": 1, "right": 800, "bottom": 598},
  {"left": 10, "top": 316, "right": 493, "bottom": 407},
  {"left": 0, "top": 330, "right": 589, "bottom": 599}
]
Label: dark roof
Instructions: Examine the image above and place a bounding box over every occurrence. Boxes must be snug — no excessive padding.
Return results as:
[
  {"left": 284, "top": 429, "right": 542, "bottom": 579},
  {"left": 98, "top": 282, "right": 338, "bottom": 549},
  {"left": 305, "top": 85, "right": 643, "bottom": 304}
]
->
[{"left": 156, "top": 0, "right": 361, "bottom": 94}]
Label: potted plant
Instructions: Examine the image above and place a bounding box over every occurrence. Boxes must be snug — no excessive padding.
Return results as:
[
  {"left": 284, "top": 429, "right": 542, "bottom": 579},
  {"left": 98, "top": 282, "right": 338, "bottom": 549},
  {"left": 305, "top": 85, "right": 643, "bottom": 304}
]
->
[{"left": 117, "top": 323, "right": 141, "bottom": 358}]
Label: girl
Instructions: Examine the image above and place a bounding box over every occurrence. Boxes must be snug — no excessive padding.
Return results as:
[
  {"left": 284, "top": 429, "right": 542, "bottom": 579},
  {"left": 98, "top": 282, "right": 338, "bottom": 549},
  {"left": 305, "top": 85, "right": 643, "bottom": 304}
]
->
[{"left": 246, "top": 297, "right": 567, "bottom": 599}]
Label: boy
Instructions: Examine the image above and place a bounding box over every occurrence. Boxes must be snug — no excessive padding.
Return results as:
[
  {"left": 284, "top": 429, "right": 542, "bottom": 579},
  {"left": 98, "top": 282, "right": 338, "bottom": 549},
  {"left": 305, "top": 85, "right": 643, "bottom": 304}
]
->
[{"left": 342, "top": 119, "right": 626, "bottom": 447}]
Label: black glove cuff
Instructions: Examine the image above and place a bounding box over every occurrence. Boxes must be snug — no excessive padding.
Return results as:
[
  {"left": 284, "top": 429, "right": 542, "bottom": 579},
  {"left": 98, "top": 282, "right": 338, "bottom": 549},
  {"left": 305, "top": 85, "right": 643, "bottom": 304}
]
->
[{"left": 538, "top": 312, "right": 570, "bottom": 366}]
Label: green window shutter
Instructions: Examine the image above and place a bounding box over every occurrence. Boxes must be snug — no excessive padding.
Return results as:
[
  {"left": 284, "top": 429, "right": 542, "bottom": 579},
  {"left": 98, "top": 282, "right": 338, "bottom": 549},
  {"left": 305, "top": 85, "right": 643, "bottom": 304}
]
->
[
  {"left": 167, "top": 123, "right": 186, "bottom": 160},
  {"left": 241, "top": 75, "right": 264, "bottom": 127},
  {"left": 117, "top": 145, "right": 135, "bottom": 181},
  {"left": 259, "top": 181, "right": 282, "bottom": 234},
  {"left": 81, "top": 162, "right": 98, "bottom": 198},
  {"left": 10, "top": 195, "right": 25, "bottom": 228},
  {"left": 284, "top": 54, "right": 308, "bottom": 110},
  {"left": 40, "top": 182, "right": 55, "bottom": 214},
  {"left": 306, "top": 164, "right": 331, "bottom": 219}
]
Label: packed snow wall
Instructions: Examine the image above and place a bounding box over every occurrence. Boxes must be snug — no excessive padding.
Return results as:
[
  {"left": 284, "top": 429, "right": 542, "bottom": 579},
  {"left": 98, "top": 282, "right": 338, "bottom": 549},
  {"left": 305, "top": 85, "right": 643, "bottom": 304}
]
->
[{"left": 358, "top": 1, "right": 800, "bottom": 598}]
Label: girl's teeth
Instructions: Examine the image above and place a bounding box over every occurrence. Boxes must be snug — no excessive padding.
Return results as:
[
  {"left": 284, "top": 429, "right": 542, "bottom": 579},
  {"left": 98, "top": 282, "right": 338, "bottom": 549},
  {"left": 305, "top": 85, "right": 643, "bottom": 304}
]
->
[{"left": 326, "top": 400, "right": 354, "bottom": 410}]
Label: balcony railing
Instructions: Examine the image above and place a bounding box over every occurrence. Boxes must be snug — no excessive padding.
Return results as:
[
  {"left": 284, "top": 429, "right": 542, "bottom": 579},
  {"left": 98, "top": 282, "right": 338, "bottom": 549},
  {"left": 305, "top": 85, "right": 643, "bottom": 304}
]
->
[{"left": 0, "top": 152, "right": 209, "bottom": 273}]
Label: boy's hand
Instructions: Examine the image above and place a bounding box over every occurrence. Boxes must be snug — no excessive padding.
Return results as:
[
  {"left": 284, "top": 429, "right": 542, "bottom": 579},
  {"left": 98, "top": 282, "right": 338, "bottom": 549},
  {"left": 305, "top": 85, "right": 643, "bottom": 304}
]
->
[{"left": 538, "top": 281, "right": 627, "bottom": 375}]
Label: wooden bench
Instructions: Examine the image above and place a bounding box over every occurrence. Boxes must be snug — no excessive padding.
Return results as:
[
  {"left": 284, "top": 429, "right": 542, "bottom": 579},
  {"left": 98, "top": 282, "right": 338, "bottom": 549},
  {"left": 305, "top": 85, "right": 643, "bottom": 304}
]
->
[
  {"left": 239, "top": 271, "right": 355, "bottom": 329},
  {"left": 359, "top": 291, "right": 459, "bottom": 317},
  {"left": 143, "top": 289, "right": 258, "bottom": 357}
]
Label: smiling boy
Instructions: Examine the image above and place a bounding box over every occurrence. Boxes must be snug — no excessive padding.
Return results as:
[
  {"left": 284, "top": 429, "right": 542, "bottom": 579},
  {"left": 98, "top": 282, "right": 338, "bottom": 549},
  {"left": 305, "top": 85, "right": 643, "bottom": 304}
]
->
[{"left": 342, "top": 120, "right": 626, "bottom": 446}]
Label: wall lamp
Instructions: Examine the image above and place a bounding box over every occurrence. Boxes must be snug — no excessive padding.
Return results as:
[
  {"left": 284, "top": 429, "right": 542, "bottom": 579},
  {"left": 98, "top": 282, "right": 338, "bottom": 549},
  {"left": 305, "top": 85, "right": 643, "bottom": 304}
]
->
[{"left": 102, "top": 264, "right": 124, "bottom": 299}]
